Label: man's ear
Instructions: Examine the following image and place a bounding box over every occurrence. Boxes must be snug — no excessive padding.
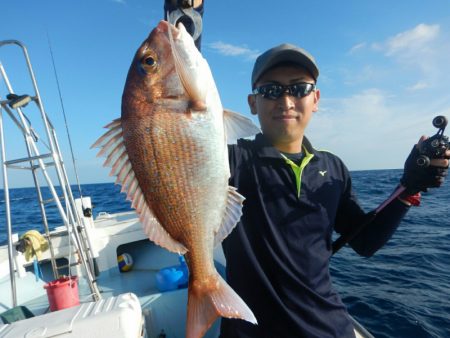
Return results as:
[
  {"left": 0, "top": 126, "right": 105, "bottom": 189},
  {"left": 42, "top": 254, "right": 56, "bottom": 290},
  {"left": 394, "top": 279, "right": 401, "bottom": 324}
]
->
[
  {"left": 313, "top": 89, "right": 320, "bottom": 112},
  {"left": 248, "top": 94, "right": 257, "bottom": 115}
]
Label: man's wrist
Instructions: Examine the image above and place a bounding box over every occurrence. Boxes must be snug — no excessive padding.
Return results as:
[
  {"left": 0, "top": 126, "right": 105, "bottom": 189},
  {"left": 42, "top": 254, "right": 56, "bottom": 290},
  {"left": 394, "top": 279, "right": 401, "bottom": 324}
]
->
[{"left": 398, "top": 192, "right": 421, "bottom": 206}]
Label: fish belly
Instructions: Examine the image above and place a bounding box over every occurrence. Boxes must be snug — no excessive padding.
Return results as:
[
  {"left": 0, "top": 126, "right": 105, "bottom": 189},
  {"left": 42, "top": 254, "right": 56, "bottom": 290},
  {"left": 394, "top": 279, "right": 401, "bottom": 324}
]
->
[{"left": 123, "top": 108, "right": 228, "bottom": 269}]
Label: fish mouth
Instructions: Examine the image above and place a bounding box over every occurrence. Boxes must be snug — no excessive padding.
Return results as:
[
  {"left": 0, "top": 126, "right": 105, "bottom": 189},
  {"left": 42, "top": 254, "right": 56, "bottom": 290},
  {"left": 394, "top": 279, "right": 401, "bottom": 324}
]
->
[
  {"left": 156, "top": 20, "right": 169, "bottom": 32},
  {"left": 157, "top": 20, "right": 181, "bottom": 38}
]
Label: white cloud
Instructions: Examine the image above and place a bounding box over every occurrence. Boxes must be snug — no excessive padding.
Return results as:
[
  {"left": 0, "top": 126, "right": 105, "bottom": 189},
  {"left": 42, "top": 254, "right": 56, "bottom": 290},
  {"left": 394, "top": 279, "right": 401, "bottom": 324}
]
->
[
  {"left": 342, "top": 65, "right": 385, "bottom": 85},
  {"left": 385, "top": 23, "right": 439, "bottom": 56},
  {"left": 370, "top": 42, "right": 383, "bottom": 51},
  {"left": 407, "top": 81, "right": 430, "bottom": 91},
  {"left": 306, "top": 87, "right": 447, "bottom": 170},
  {"left": 348, "top": 42, "right": 366, "bottom": 54},
  {"left": 376, "top": 23, "right": 442, "bottom": 76},
  {"left": 344, "top": 23, "right": 450, "bottom": 93},
  {"left": 208, "top": 41, "right": 259, "bottom": 60}
]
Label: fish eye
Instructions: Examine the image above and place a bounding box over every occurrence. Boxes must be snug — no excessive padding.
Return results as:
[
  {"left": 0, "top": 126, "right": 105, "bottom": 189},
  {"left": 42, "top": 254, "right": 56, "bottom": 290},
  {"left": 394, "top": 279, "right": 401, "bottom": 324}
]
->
[
  {"left": 144, "top": 57, "right": 155, "bottom": 66},
  {"left": 140, "top": 53, "right": 158, "bottom": 73}
]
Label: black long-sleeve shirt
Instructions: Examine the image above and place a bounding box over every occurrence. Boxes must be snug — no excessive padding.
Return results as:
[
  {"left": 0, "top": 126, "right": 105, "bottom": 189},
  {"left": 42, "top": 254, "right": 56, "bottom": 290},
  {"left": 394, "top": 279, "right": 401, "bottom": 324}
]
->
[{"left": 220, "top": 133, "right": 409, "bottom": 338}]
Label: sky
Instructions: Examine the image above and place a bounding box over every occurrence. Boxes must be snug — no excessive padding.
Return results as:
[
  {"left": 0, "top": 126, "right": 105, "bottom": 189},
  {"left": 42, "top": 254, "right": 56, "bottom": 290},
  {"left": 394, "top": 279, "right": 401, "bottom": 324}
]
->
[{"left": 1, "top": 0, "right": 450, "bottom": 188}]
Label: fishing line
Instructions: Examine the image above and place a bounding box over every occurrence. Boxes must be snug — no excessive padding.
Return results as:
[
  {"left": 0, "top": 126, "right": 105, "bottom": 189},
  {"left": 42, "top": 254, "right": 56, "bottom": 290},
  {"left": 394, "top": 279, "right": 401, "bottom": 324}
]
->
[{"left": 45, "top": 31, "right": 85, "bottom": 208}]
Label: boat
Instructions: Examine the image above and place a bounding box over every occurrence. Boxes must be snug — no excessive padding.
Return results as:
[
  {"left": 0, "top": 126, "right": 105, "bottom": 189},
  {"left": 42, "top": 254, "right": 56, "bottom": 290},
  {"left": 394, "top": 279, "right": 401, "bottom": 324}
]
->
[{"left": 0, "top": 39, "right": 374, "bottom": 338}]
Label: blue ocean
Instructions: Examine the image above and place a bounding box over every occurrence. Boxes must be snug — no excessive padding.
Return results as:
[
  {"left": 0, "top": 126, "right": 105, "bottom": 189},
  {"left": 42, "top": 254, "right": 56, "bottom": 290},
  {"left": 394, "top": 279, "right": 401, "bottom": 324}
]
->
[{"left": 1, "top": 169, "right": 449, "bottom": 338}]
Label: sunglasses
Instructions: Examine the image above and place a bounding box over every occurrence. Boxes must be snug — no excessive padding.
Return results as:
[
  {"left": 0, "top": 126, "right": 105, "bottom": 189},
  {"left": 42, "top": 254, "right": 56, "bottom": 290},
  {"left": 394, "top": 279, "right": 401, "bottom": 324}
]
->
[{"left": 252, "top": 82, "right": 316, "bottom": 100}]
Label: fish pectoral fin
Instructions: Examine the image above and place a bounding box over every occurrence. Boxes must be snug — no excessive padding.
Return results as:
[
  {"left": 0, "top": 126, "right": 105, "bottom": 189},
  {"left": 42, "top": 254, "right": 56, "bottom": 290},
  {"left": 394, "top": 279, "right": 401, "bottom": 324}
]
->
[
  {"left": 186, "top": 274, "right": 257, "bottom": 338},
  {"left": 213, "top": 186, "right": 245, "bottom": 247},
  {"left": 93, "top": 118, "right": 187, "bottom": 255},
  {"left": 223, "top": 109, "right": 260, "bottom": 144}
]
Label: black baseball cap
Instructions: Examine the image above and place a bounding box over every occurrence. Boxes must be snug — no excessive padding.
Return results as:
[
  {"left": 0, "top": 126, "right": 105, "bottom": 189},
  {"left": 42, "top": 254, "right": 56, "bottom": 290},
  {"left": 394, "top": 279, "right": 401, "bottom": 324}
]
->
[{"left": 251, "top": 43, "right": 319, "bottom": 88}]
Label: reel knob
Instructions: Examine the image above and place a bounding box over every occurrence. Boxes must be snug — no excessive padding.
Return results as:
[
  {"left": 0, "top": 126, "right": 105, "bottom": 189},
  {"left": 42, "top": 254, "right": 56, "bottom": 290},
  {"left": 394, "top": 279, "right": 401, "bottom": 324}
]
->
[
  {"left": 432, "top": 115, "right": 448, "bottom": 129},
  {"left": 416, "top": 155, "right": 430, "bottom": 167}
]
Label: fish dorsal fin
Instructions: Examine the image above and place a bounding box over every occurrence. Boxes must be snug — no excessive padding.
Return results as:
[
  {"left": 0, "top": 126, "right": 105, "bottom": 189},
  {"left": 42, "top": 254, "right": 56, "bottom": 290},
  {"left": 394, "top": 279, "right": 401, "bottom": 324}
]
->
[
  {"left": 92, "top": 119, "right": 188, "bottom": 254},
  {"left": 214, "top": 186, "right": 245, "bottom": 247},
  {"left": 223, "top": 109, "right": 260, "bottom": 144}
]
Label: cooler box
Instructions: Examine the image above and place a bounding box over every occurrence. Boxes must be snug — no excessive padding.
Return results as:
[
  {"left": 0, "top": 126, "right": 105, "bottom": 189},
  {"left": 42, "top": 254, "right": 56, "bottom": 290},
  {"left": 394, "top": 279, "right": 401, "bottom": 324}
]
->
[{"left": 0, "top": 293, "right": 146, "bottom": 337}]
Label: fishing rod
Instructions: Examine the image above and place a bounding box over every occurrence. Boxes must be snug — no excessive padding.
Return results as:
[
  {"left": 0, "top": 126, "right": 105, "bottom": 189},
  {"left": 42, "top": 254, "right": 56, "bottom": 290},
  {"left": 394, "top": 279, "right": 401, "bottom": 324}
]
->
[
  {"left": 164, "top": 0, "right": 204, "bottom": 51},
  {"left": 46, "top": 32, "right": 92, "bottom": 218},
  {"left": 332, "top": 115, "right": 449, "bottom": 255}
]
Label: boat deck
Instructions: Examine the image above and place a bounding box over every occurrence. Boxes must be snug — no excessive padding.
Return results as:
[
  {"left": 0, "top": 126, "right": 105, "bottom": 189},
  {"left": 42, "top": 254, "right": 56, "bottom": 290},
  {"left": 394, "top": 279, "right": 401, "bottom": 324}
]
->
[{"left": 1, "top": 236, "right": 222, "bottom": 337}]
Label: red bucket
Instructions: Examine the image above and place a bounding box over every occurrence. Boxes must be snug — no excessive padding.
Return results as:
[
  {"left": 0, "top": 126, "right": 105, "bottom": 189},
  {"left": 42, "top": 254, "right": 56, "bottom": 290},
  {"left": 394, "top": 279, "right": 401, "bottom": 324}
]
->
[{"left": 44, "top": 276, "right": 80, "bottom": 311}]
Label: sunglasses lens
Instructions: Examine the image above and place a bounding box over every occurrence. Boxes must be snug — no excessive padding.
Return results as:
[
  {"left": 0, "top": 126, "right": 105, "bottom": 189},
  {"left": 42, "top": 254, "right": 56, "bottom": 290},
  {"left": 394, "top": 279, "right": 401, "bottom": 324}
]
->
[
  {"left": 254, "top": 83, "right": 315, "bottom": 100},
  {"left": 291, "top": 84, "right": 313, "bottom": 97},
  {"left": 259, "top": 85, "right": 282, "bottom": 100}
]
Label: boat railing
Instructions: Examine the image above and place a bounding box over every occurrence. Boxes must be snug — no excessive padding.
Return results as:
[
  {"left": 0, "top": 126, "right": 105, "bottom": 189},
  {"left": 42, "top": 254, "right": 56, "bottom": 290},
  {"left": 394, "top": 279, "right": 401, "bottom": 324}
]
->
[{"left": 0, "top": 40, "right": 101, "bottom": 306}]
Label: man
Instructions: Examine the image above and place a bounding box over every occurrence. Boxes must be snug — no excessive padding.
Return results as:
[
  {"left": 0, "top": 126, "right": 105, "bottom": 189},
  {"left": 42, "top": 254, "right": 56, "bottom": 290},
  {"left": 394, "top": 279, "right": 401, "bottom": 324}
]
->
[{"left": 220, "top": 43, "right": 449, "bottom": 338}]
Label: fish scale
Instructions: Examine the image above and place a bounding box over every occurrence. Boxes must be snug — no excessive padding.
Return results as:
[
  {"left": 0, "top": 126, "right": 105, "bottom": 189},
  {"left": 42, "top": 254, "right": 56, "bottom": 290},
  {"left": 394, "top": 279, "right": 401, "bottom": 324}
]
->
[{"left": 147, "top": 117, "right": 222, "bottom": 230}]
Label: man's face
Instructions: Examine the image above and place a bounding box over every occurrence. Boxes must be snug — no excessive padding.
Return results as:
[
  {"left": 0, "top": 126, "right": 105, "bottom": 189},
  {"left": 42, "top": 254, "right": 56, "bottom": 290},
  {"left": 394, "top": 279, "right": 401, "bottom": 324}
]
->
[{"left": 248, "top": 65, "right": 320, "bottom": 152}]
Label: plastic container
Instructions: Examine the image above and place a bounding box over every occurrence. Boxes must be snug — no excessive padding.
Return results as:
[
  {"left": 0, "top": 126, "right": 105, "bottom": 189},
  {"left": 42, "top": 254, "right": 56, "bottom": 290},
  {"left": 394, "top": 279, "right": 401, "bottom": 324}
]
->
[
  {"left": 44, "top": 276, "right": 80, "bottom": 311},
  {"left": 0, "top": 293, "right": 144, "bottom": 337},
  {"left": 155, "top": 255, "right": 189, "bottom": 292}
]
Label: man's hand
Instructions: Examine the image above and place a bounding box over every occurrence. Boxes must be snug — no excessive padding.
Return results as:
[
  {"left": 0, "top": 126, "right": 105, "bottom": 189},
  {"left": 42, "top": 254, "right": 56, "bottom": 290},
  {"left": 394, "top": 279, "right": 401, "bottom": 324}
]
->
[{"left": 400, "top": 136, "right": 449, "bottom": 195}]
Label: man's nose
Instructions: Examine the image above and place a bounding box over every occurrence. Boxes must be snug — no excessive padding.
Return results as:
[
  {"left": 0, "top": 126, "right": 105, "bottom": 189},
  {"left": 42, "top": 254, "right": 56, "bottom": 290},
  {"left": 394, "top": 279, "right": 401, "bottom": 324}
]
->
[{"left": 277, "top": 93, "right": 295, "bottom": 110}]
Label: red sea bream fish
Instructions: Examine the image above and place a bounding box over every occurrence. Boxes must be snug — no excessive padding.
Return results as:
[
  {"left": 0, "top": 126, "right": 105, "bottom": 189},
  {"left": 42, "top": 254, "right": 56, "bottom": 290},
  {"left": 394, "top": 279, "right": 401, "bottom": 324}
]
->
[{"left": 92, "top": 20, "right": 259, "bottom": 338}]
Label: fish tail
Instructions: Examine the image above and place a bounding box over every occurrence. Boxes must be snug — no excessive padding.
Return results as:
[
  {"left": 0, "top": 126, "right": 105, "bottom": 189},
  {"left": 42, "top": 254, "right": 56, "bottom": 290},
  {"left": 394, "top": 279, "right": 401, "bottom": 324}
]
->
[{"left": 186, "top": 274, "right": 257, "bottom": 338}]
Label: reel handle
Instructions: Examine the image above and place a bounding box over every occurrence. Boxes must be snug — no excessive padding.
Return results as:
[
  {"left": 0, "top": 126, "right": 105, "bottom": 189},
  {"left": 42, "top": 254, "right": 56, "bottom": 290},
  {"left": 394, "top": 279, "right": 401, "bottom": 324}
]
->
[
  {"left": 416, "top": 155, "right": 431, "bottom": 167},
  {"left": 432, "top": 115, "right": 448, "bottom": 129},
  {"left": 416, "top": 115, "right": 449, "bottom": 167}
]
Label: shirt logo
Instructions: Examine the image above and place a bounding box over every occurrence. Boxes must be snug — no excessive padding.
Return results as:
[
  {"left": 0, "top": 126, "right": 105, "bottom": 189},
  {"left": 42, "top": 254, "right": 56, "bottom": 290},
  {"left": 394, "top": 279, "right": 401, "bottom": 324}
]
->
[{"left": 318, "top": 170, "right": 327, "bottom": 176}]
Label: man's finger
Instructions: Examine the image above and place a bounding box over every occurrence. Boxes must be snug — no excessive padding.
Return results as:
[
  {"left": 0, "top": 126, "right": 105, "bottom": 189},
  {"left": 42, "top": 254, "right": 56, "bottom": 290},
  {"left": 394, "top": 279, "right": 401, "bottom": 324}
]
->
[
  {"left": 415, "top": 135, "right": 428, "bottom": 149},
  {"left": 444, "top": 149, "right": 450, "bottom": 159},
  {"left": 429, "top": 158, "right": 449, "bottom": 168}
]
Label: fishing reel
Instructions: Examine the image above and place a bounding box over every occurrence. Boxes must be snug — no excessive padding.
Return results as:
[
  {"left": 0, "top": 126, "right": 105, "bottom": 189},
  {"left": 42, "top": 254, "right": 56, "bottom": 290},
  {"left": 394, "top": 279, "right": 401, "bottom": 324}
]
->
[{"left": 416, "top": 115, "right": 449, "bottom": 167}]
